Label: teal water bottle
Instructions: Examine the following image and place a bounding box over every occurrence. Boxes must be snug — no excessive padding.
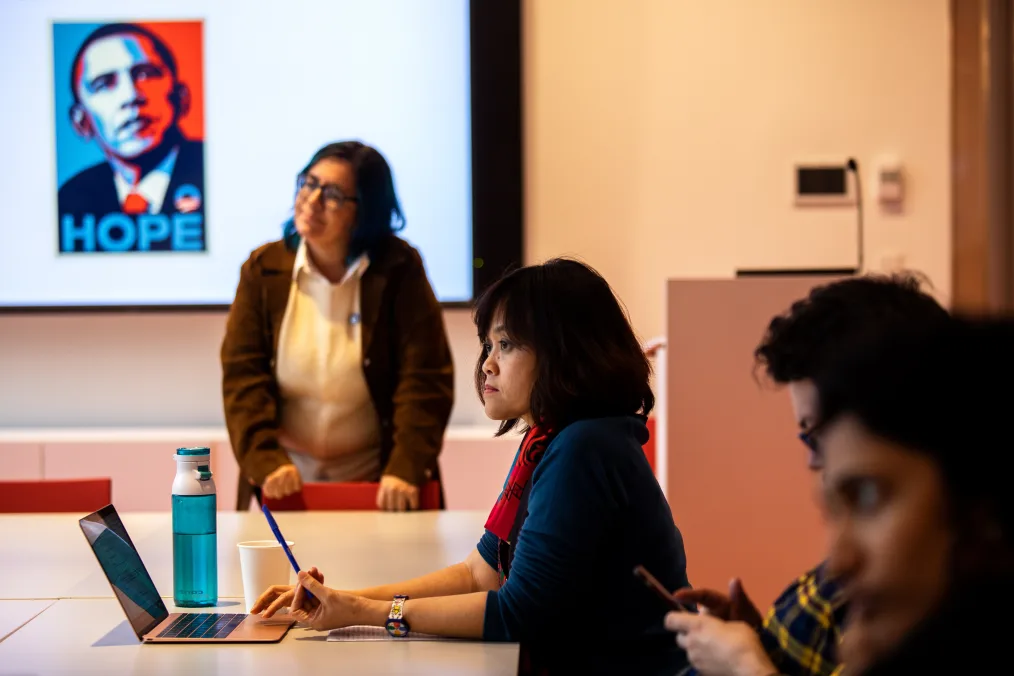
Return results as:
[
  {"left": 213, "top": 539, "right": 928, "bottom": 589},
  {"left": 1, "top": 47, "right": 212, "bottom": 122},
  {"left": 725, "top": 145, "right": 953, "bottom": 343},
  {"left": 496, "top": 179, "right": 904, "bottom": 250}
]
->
[{"left": 172, "top": 447, "right": 218, "bottom": 607}]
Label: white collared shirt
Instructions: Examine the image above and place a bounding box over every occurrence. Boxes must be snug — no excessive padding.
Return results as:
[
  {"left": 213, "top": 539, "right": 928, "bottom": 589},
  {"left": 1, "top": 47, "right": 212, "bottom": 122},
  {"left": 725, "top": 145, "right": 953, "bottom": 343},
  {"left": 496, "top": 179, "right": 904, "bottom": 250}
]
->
[
  {"left": 274, "top": 240, "right": 382, "bottom": 473},
  {"left": 112, "top": 146, "right": 179, "bottom": 213}
]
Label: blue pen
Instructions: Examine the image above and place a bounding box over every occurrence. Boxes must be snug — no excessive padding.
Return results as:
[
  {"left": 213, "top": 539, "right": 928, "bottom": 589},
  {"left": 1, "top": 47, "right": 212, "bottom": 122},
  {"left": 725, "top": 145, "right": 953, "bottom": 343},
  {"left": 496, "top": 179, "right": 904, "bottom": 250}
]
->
[{"left": 260, "top": 504, "right": 315, "bottom": 601}]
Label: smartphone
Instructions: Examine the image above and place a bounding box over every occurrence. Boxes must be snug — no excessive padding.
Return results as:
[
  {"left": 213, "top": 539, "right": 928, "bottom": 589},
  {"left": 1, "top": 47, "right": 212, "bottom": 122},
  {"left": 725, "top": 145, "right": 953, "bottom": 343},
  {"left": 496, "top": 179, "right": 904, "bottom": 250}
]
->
[{"left": 633, "top": 564, "right": 688, "bottom": 611}]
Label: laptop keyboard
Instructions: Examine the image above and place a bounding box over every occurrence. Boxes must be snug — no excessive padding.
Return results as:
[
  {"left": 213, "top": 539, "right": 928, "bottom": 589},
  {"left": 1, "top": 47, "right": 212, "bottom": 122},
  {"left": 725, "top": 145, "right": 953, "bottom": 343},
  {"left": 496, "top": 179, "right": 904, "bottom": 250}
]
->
[{"left": 156, "top": 613, "right": 245, "bottom": 639}]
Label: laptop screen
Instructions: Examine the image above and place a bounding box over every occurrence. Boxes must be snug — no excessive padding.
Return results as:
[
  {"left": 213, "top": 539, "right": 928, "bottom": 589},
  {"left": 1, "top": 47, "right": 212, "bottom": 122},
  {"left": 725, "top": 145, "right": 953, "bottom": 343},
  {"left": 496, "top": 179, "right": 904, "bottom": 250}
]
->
[{"left": 79, "top": 505, "right": 169, "bottom": 639}]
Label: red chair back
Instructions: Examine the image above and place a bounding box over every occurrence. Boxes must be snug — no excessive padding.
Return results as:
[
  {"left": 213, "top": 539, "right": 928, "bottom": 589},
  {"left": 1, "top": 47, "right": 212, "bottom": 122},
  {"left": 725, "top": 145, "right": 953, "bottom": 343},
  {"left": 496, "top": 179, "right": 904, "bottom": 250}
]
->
[
  {"left": 264, "top": 480, "right": 442, "bottom": 511},
  {"left": 0, "top": 478, "right": 112, "bottom": 513},
  {"left": 642, "top": 417, "right": 657, "bottom": 473}
]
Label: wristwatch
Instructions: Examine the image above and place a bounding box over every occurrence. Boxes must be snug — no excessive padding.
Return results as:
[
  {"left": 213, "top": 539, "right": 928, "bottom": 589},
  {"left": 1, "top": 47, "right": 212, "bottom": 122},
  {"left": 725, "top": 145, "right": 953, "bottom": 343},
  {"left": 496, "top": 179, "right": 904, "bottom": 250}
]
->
[{"left": 385, "top": 595, "right": 410, "bottom": 637}]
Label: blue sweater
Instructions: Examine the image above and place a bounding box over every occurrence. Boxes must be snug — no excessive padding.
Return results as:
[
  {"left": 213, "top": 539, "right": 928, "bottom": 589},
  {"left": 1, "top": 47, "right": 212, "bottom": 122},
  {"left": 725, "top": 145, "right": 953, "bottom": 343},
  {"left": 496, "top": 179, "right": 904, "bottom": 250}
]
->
[{"left": 477, "top": 416, "right": 690, "bottom": 675}]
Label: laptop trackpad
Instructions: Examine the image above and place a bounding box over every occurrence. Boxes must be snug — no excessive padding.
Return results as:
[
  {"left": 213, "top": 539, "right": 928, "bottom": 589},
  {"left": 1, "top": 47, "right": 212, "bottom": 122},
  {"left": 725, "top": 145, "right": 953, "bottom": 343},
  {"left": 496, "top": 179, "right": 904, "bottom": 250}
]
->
[{"left": 253, "top": 610, "right": 295, "bottom": 625}]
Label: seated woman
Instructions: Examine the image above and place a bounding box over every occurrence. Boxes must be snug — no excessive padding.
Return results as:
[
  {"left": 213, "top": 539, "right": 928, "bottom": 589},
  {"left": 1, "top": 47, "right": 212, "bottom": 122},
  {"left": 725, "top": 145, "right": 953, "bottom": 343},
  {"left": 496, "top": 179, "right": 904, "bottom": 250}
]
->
[
  {"left": 221, "top": 141, "right": 453, "bottom": 511},
  {"left": 254, "top": 258, "right": 690, "bottom": 675},
  {"left": 800, "top": 316, "right": 1014, "bottom": 673}
]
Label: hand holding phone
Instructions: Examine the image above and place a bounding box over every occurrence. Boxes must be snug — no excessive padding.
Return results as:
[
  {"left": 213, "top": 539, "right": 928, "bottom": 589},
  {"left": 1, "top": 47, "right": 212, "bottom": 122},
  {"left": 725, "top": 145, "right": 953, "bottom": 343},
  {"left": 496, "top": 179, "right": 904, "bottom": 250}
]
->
[{"left": 633, "top": 564, "right": 689, "bottom": 611}]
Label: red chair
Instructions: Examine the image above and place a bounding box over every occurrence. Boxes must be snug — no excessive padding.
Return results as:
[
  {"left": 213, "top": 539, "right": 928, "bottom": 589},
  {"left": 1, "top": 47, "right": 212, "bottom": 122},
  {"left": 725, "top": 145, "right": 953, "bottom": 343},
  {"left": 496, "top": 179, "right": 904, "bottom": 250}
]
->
[
  {"left": 642, "top": 417, "right": 657, "bottom": 473},
  {"left": 264, "top": 480, "right": 443, "bottom": 511},
  {"left": 0, "top": 478, "right": 112, "bottom": 513}
]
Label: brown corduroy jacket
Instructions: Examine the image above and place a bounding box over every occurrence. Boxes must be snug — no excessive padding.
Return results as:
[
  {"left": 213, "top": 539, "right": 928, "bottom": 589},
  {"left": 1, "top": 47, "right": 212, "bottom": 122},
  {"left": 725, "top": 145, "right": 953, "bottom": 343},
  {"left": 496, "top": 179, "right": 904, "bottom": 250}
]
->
[{"left": 221, "top": 235, "right": 454, "bottom": 509}]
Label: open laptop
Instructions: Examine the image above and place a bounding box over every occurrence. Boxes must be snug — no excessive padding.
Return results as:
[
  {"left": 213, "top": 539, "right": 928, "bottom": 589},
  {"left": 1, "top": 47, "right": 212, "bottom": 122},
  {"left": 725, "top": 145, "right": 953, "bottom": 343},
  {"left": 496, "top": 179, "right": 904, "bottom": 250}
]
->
[{"left": 79, "top": 504, "right": 293, "bottom": 643}]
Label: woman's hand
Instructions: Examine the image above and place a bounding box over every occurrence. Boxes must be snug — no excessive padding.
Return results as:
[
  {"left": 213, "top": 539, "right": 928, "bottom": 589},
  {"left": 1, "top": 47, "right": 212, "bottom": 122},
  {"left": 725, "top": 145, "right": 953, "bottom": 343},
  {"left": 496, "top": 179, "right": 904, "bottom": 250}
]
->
[
  {"left": 290, "top": 570, "right": 386, "bottom": 631},
  {"left": 250, "top": 566, "right": 324, "bottom": 618},
  {"left": 262, "top": 464, "right": 302, "bottom": 499},
  {"left": 376, "top": 474, "right": 419, "bottom": 511},
  {"left": 665, "top": 611, "right": 777, "bottom": 676}
]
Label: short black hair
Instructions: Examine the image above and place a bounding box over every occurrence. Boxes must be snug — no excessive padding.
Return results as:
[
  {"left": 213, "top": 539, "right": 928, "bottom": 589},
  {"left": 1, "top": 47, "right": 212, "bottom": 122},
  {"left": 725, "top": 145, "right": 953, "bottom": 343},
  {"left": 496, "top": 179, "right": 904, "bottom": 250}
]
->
[
  {"left": 70, "top": 23, "right": 179, "bottom": 103},
  {"left": 754, "top": 273, "right": 949, "bottom": 384},
  {"left": 814, "top": 315, "right": 1014, "bottom": 559},
  {"left": 282, "top": 141, "right": 405, "bottom": 262},
  {"left": 473, "top": 258, "right": 654, "bottom": 436}
]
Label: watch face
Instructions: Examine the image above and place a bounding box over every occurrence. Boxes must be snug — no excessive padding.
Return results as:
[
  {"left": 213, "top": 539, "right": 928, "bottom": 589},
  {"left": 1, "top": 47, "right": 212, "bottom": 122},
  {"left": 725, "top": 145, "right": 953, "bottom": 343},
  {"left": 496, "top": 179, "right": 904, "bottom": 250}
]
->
[{"left": 386, "top": 619, "right": 409, "bottom": 637}]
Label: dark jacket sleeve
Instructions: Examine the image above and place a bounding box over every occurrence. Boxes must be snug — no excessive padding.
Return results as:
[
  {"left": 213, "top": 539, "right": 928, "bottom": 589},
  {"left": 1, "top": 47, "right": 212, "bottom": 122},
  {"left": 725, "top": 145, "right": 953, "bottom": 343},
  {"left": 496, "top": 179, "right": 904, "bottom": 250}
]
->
[
  {"left": 221, "top": 253, "right": 291, "bottom": 485},
  {"left": 381, "top": 249, "right": 455, "bottom": 485}
]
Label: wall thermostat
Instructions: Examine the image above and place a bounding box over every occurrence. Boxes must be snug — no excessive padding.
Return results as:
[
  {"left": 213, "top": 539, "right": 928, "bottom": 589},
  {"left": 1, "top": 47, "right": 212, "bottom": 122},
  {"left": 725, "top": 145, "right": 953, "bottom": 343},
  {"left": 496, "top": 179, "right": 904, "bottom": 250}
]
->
[
  {"left": 876, "top": 158, "right": 904, "bottom": 206},
  {"left": 794, "top": 164, "right": 856, "bottom": 207}
]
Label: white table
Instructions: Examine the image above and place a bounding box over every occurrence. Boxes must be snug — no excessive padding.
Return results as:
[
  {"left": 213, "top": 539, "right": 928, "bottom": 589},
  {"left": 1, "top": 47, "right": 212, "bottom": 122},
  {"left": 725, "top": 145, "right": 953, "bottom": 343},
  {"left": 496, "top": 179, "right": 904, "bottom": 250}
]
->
[
  {"left": 0, "top": 511, "right": 518, "bottom": 673},
  {"left": 0, "top": 599, "right": 519, "bottom": 675},
  {"left": 0, "top": 513, "right": 165, "bottom": 599},
  {"left": 0, "top": 511, "right": 489, "bottom": 599},
  {"left": 0, "top": 600, "right": 53, "bottom": 642}
]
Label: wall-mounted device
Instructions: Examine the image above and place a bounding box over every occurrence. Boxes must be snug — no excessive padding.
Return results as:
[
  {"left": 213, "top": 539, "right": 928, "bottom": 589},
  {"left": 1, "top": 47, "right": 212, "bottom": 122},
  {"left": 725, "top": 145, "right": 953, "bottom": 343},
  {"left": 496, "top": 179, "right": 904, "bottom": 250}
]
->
[
  {"left": 738, "top": 158, "right": 862, "bottom": 277},
  {"left": 794, "top": 163, "right": 856, "bottom": 206},
  {"left": 875, "top": 157, "right": 904, "bottom": 206}
]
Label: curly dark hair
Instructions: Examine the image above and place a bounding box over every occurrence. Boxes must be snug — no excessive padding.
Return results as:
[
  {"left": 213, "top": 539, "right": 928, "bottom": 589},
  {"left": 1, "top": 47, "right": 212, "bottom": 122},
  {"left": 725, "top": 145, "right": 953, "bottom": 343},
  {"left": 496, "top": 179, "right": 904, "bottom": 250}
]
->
[{"left": 754, "top": 273, "right": 949, "bottom": 384}]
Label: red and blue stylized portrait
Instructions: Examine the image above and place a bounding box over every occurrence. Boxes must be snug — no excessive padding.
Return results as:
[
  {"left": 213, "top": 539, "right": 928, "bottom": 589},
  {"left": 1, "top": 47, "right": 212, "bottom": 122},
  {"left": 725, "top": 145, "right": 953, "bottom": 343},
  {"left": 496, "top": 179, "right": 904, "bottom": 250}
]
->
[{"left": 53, "top": 21, "right": 206, "bottom": 253}]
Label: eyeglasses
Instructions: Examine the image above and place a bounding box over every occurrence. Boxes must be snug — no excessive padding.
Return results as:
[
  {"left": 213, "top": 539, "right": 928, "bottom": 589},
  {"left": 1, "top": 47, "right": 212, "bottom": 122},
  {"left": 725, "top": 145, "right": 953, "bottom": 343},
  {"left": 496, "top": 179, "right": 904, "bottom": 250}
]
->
[
  {"left": 798, "top": 430, "right": 818, "bottom": 453},
  {"left": 296, "top": 173, "right": 358, "bottom": 210},
  {"left": 798, "top": 416, "right": 829, "bottom": 457}
]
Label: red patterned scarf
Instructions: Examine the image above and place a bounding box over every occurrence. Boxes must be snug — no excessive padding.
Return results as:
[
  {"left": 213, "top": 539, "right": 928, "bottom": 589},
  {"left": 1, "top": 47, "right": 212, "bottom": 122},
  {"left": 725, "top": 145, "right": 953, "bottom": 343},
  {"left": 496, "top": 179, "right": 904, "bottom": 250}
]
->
[{"left": 484, "top": 425, "right": 552, "bottom": 542}]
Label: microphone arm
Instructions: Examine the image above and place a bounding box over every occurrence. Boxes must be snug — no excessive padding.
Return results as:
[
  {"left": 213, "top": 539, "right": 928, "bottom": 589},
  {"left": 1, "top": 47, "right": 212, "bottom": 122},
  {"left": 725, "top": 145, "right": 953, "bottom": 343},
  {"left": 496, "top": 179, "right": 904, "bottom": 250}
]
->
[{"left": 846, "top": 157, "right": 863, "bottom": 273}]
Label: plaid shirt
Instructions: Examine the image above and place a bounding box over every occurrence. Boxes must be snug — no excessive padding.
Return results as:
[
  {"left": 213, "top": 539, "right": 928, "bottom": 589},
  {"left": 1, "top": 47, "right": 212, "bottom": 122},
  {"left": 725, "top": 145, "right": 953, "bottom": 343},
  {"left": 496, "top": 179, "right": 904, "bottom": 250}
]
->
[
  {"left": 680, "top": 562, "right": 846, "bottom": 676},
  {"left": 757, "top": 561, "right": 847, "bottom": 676}
]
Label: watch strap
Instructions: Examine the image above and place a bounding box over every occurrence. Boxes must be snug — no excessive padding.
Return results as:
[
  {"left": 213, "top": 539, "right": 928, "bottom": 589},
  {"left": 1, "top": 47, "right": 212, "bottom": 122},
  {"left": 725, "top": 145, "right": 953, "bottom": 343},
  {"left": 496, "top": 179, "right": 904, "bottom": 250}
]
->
[{"left": 385, "top": 594, "right": 410, "bottom": 637}]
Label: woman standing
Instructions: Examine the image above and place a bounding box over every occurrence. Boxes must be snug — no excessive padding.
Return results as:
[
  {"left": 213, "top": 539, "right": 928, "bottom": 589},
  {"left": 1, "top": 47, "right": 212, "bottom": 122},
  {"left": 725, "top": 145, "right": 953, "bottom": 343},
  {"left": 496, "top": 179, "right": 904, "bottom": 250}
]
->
[{"left": 222, "top": 141, "right": 453, "bottom": 511}]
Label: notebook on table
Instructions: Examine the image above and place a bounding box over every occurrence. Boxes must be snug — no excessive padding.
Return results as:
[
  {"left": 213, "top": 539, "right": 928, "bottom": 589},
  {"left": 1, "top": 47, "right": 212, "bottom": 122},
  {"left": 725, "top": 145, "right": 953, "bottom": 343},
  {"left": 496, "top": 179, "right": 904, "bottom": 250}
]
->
[{"left": 327, "top": 625, "right": 458, "bottom": 642}]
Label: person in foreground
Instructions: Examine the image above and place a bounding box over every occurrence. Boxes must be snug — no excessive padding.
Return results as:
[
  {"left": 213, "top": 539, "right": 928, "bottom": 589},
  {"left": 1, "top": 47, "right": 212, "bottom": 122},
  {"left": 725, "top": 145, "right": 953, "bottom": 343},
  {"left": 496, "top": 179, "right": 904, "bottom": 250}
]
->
[
  {"left": 664, "top": 274, "right": 949, "bottom": 676},
  {"left": 253, "top": 258, "right": 690, "bottom": 675},
  {"left": 808, "top": 316, "right": 1014, "bottom": 674},
  {"left": 221, "top": 141, "right": 453, "bottom": 511}
]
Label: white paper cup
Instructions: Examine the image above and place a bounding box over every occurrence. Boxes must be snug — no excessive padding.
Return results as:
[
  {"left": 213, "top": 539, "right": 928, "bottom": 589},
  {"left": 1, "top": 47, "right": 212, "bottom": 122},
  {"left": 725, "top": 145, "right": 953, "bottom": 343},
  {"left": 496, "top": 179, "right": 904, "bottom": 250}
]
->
[{"left": 237, "top": 540, "right": 295, "bottom": 613}]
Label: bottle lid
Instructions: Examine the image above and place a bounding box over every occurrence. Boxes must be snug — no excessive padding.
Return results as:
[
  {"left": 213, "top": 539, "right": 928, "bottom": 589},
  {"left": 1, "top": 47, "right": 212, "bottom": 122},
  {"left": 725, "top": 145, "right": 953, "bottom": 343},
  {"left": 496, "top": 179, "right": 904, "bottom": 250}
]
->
[{"left": 176, "top": 446, "right": 211, "bottom": 456}]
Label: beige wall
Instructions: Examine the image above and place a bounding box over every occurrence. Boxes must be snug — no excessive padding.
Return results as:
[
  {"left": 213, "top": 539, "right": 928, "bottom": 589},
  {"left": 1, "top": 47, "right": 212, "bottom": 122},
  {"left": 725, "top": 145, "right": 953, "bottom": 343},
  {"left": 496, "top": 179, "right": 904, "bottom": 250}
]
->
[
  {"left": 0, "top": 0, "right": 951, "bottom": 427},
  {"left": 524, "top": 0, "right": 951, "bottom": 339}
]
